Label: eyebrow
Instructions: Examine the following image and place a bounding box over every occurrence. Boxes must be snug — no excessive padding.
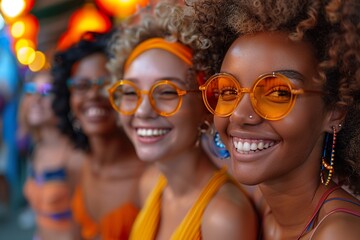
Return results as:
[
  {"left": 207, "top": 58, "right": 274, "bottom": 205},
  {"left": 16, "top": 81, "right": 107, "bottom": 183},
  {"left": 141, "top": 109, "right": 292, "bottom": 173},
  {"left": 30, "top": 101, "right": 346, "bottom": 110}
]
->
[
  {"left": 273, "top": 70, "right": 306, "bottom": 82},
  {"left": 127, "top": 77, "right": 186, "bottom": 85}
]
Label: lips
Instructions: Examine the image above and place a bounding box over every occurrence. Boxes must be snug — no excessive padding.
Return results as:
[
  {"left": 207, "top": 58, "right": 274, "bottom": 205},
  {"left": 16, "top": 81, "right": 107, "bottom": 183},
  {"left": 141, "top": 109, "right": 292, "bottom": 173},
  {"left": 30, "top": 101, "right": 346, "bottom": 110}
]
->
[{"left": 233, "top": 139, "right": 276, "bottom": 153}]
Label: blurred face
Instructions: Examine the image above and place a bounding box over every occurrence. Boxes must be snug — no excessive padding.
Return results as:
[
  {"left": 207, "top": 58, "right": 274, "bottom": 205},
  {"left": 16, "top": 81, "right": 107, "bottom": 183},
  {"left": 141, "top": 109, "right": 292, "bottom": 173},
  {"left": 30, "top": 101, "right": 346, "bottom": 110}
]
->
[
  {"left": 119, "top": 49, "right": 206, "bottom": 162},
  {"left": 215, "top": 32, "right": 331, "bottom": 185},
  {"left": 22, "top": 72, "right": 55, "bottom": 129},
  {"left": 69, "top": 53, "right": 117, "bottom": 136}
]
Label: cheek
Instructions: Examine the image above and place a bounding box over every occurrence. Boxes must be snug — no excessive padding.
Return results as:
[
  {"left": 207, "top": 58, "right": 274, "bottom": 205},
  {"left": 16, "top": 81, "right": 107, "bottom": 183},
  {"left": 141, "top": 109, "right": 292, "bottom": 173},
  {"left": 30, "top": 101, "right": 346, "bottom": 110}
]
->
[
  {"left": 69, "top": 95, "right": 81, "bottom": 117},
  {"left": 119, "top": 115, "right": 132, "bottom": 135},
  {"left": 214, "top": 116, "right": 229, "bottom": 144}
]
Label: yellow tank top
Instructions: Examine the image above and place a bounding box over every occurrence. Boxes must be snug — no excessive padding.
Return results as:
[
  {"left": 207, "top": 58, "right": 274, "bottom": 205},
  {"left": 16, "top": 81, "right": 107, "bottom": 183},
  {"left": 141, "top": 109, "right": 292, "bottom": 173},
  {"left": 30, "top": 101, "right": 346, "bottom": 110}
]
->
[{"left": 130, "top": 167, "right": 230, "bottom": 240}]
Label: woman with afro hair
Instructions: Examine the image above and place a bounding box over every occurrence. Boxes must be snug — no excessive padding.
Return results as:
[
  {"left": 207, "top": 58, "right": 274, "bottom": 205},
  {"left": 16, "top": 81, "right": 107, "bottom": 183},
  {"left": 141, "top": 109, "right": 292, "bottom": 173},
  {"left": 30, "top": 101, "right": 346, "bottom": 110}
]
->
[
  {"left": 190, "top": 0, "right": 360, "bottom": 239},
  {"left": 51, "top": 31, "right": 145, "bottom": 240}
]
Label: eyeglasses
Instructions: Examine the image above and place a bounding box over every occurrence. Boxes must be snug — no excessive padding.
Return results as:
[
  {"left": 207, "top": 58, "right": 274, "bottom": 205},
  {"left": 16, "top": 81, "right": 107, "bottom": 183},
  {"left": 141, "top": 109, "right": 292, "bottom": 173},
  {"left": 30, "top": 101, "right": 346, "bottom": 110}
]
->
[
  {"left": 199, "top": 72, "right": 323, "bottom": 120},
  {"left": 67, "top": 76, "right": 111, "bottom": 94},
  {"left": 108, "top": 80, "right": 199, "bottom": 117},
  {"left": 23, "top": 82, "right": 53, "bottom": 97}
]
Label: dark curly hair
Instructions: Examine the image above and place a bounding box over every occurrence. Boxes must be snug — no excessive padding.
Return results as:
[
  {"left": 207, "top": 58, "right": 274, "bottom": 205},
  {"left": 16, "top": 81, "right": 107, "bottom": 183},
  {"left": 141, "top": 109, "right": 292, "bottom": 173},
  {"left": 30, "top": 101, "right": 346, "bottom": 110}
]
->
[
  {"left": 189, "top": 0, "right": 360, "bottom": 194},
  {"left": 51, "top": 31, "right": 114, "bottom": 152}
]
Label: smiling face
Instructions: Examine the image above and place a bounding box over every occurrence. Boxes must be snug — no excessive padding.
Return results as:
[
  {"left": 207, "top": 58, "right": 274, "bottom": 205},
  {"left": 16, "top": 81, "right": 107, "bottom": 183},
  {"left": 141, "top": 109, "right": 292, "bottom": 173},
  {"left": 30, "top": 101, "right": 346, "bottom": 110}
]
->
[
  {"left": 215, "top": 32, "right": 333, "bottom": 185},
  {"left": 23, "top": 71, "right": 56, "bottom": 129},
  {"left": 69, "top": 53, "right": 117, "bottom": 136},
  {"left": 120, "top": 49, "right": 206, "bottom": 163}
]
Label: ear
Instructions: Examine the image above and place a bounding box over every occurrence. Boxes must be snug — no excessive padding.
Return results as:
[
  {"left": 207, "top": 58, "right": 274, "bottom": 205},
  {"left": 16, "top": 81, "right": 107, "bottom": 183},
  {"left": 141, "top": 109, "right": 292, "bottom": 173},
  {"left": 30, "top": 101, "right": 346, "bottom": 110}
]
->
[{"left": 323, "top": 104, "right": 347, "bottom": 133}]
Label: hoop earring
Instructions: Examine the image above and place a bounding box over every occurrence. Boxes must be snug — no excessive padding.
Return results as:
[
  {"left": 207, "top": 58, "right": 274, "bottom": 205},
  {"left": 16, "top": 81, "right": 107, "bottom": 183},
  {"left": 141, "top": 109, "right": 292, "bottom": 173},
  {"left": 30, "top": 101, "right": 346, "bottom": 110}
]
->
[{"left": 320, "top": 127, "right": 336, "bottom": 186}]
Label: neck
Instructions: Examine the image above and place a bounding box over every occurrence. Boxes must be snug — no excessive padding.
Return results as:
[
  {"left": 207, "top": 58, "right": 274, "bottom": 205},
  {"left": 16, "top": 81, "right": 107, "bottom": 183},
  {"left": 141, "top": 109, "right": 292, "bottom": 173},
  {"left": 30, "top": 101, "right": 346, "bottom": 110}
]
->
[
  {"left": 259, "top": 172, "right": 328, "bottom": 239},
  {"left": 88, "top": 130, "right": 133, "bottom": 166},
  {"left": 156, "top": 147, "right": 217, "bottom": 197},
  {"left": 35, "top": 125, "right": 65, "bottom": 146}
]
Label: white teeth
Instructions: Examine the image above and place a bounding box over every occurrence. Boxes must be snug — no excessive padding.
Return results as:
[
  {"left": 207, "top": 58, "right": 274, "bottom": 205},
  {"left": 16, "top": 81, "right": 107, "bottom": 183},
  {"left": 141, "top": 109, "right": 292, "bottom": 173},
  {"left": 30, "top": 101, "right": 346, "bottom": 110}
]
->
[
  {"left": 233, "top": 140, "right": 275, "bottom": 153},
  {"left": 243, "top": 142, "right": 251, "bottom": 151},
  {"left": 250, "top": 142, "right": 258, "bottom": 150},
  {"left": 137, "top": 128, "right": 170, "bottom": 137},
  {"left": 86, "top": 108, "right": 106, "bottom": 117}
]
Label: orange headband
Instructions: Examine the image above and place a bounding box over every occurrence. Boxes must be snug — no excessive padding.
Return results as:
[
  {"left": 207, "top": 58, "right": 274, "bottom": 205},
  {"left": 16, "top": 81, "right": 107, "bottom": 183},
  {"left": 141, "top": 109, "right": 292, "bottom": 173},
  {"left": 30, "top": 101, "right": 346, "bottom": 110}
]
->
[{"left": 124, "top": 38, "right": 193, "bottom": 71}]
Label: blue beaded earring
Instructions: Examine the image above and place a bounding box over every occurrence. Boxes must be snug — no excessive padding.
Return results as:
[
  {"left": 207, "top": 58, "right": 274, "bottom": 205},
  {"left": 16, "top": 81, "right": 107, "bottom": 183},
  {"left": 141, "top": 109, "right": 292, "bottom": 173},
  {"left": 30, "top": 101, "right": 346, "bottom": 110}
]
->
[{"left": 213, "top": 132, "right": 230, "bottom": 159}]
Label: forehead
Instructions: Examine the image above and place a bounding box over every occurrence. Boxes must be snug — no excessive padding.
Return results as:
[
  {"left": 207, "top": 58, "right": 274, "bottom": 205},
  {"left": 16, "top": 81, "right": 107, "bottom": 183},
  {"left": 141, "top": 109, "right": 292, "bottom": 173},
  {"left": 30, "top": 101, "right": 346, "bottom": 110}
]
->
[
  {"left": 221, "top": 32, "right": 319, "bottom": 84},
  {"left": 73, "top": 53, "right": 108, "bottom": 76},
  {"left": 32, "top": 72, "right": 52, "bottom": 84},
  {"left": 124, "top": 49, "right": 189, "bottom": 86}
]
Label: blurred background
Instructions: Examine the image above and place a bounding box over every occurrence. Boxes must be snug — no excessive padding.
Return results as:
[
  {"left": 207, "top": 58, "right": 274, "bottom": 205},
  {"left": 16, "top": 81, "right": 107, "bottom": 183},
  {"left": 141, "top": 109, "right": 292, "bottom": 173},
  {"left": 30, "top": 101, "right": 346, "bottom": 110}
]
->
[{"left": 0, "top": 0, "right": 159, "bottom": 238}]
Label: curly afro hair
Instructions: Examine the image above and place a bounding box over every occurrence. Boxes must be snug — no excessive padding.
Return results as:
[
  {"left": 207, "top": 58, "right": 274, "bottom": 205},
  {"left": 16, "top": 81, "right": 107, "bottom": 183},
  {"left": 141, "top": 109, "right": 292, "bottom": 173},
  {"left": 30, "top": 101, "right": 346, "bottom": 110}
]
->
[{"left": 189, "top": 0, "right": 360, "bottom": 194}]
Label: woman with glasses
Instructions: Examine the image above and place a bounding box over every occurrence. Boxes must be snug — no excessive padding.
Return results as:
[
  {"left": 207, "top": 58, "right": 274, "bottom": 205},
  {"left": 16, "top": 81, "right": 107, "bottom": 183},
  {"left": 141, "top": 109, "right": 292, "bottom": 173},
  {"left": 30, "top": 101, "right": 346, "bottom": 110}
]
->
[
  {"left": 107, "top": 2, "right": 258, "bottom": 239},
  {"left": 20, "top": 70, "right": 85, "bottom": 239},
  {"left": 51, "top": 31, "right": 145, "bottom": 240},
  {"left": 191, "top": 0, "right": 360, "bottom": 239}
]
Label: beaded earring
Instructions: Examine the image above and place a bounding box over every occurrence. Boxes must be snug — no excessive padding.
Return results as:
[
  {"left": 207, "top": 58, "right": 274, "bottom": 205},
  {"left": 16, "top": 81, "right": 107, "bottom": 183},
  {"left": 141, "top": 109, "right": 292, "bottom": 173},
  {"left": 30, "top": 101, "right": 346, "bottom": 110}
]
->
[
  {"left": 212, "top": 131, "right": 230, "bottom": 159},
  {"left": 320, "top": 126, "right": 336, "bottom": 186}
]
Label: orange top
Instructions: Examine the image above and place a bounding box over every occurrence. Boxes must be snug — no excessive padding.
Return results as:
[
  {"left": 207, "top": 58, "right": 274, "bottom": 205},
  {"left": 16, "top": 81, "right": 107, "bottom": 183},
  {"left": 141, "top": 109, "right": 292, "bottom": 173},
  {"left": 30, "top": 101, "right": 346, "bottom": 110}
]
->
[
  {"left": 71, "top": 186, "right": 139, "bottom": 240},
  {"left": 130, "top": 167, "right": 234, "bottom": 240},
  {"left": 23, "top": 169, "right": 72, "bottom": 231}
]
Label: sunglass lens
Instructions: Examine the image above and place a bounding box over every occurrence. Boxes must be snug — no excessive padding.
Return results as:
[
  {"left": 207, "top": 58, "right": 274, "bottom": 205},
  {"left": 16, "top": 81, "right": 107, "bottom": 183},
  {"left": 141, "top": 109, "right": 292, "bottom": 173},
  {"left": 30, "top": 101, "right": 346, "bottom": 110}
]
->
[
  {"left": 253, "top": 75, "right": 293, "bottom": 120},
  {"left": 205, "top": 76, "right": 238, "bottom": 116}
]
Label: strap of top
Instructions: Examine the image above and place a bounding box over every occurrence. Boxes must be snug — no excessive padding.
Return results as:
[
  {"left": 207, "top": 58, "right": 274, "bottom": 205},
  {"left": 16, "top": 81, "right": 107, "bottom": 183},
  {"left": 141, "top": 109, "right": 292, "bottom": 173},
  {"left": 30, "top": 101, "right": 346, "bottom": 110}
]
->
[
  {"left": 129, "top": 167, "right": 230, "bottom": 240},
  {"left": 31, "top": 168, "right": 67, "bottom": 184},
  {"left": 129, "top": 174, "right": 167, "bottom": 240},
  {"left": 297, "top": 186, "right": 340, "bottom": 239},
  {"left": 306, "top": 208, "right": 360, "bottom": 240},
  {"left": 172, "top": 167, "right": 229, "bottom": 240}
]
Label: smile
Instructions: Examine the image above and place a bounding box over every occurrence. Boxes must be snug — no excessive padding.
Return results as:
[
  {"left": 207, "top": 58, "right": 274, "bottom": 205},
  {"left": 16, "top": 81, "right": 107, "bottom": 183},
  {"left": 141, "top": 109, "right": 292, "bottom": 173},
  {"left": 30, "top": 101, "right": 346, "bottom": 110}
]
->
[
  {"left": 233, "top": 139, "right": 276, "bottom": 153},
  {"left": 136, "top": 128, "right": 171, "bottom": 137},
  {"left": 85, "top": 107, "right": 108, "bottom": 117}
]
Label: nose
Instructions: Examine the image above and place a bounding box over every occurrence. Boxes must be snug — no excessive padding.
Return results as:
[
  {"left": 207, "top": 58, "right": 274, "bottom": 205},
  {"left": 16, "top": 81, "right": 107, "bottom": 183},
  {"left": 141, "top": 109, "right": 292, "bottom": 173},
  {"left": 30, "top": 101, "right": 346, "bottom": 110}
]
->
[
  {"left": 134, "top": 93, "right": 158, "bottom": 118},
  {"left": 86, "top": 83, "right": 104, "bottom": 99},
  {"left": 229, "top": 93, "right": 261, "bottom": 125}
]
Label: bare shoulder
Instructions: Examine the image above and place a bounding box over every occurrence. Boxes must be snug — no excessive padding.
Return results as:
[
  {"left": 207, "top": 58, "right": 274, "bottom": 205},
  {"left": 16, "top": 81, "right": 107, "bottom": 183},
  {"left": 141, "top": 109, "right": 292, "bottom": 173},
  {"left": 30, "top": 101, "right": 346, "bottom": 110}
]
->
[
  {"left": 201, "top": 182, "right": 258, "bottom": 240},
  {"left": 312, "top": 211, "right": 360, "bottom": 240},
  {"left": 138, "top": 164, "right": 162, "bottom": 206}
]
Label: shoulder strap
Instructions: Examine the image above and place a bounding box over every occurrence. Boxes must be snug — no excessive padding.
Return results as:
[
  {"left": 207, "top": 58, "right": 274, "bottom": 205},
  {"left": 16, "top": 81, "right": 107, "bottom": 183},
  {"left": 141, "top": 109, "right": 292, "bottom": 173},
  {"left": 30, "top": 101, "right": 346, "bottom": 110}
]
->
[
  {"left": 307, "top": 208, "right": 360, "bottom": 240},
  {"left": 172, "top": 167, "right": 230, "bottom": 240},
  {"left": 129, "top": 175, "right": 167, "bottom": 240},
  {"left": 297, "top": 186, "right": 340, "bottom": 239}
]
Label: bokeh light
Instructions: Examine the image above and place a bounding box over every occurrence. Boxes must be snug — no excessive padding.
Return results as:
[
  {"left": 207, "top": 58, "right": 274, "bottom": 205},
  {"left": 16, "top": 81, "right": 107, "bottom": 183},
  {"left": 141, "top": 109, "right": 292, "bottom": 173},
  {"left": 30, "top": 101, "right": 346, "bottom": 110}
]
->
[
  {"left": 16, "top": 46, "right": 35, "bottom": 65},
  {"left": 14, "top": 38, "right": 35, "bottom": 52},
  {"left": 0, "top": 0, "right": 26, "bottom": 18},
  {"left": 28, "top": 50, "right": 46, "bottom": 72},
  {"left": 0, "top": 13, "right": 5, "bottom": 30},
  {"left": 10, "top": 20, "right": 25, "bottom": 38}
]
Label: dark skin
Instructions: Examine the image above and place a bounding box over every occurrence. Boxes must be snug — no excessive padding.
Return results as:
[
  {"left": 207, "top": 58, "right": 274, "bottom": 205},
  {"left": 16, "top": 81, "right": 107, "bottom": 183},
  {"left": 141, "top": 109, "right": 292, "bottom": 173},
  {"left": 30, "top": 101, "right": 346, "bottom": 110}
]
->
[
  {"left": 69, "top": 53, "right": 145, "bottom": 239},
  {"left": 215, "top": 32, "right": 360, "bottom": 239}
]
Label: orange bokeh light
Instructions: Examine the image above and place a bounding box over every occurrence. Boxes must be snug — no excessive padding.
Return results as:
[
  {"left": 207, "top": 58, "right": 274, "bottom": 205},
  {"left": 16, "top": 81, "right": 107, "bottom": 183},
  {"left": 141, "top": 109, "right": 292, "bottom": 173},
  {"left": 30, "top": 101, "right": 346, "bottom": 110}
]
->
[
  {"left": 56, "top": 3, "right": 111, "bottom": 50},
  {"left": 95, "top": 0, "right": 149, "bottom": 19},
  {"left": 10, "top": 14, "right": 38, "bottom": 40}
]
